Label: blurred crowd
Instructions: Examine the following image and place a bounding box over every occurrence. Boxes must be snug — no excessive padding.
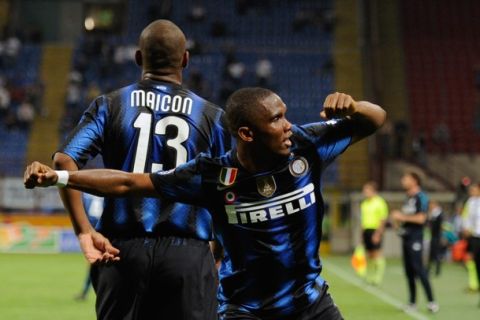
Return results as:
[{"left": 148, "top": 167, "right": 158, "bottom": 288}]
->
[{"left": 0, "top": 28, "right": 44, "bottom": 132}]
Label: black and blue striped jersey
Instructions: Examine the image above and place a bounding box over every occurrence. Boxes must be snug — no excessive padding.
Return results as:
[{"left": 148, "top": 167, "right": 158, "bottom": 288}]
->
[
  {"left": 82, "top": 193, "right": 103, "bottom": 227},
  {"left": 60, "top": 79, "right": 231, "bottom": 239},
  {"left": 150, "top": 119, "right": 355, "bottom": 318}
]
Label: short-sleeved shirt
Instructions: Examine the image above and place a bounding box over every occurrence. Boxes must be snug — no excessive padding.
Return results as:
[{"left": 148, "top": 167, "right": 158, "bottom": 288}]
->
[
  {"left": 400, "top": 191, "right": 429, "bottom": 238},
  {"left": 463, "top": 196, "right": 480, "bottom": 237},
  {"left": 150, "top": 119, "right": 354, "bottom": 318},
  {"left": 360, "top": 195, "right": 388, "bottom": 230},
  {"left": 429, "top": 207, "right": 444, "bottom": 239},
  {"left": 60, "top": 79, "right": 231, "bottom": 239}
]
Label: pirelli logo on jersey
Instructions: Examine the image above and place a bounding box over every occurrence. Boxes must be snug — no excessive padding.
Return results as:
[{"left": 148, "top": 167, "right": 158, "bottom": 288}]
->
[{"left": 224, "top": 183, "right": 316, "bottom": 224}]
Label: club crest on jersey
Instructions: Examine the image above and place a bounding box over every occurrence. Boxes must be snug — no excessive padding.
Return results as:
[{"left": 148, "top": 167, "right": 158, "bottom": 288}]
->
[
  {"left": 219, "top": 167, "right": 238, "bottom": 186},
  {"left": 256, "top": 176, "right": 277, "bottom": 198},
  {"left": 289, "top": 156, "right": 308, "bottom": 177}
]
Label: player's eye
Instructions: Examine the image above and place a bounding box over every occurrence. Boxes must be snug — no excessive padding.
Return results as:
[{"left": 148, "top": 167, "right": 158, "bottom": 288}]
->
[{"left": 272, "top": 113, "right": 284, "bottom": 122}]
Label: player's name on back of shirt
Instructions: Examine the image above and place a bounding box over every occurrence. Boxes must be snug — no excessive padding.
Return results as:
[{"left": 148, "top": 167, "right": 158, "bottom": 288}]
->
[{"left": 130, "top": 89, "right": 192, "bottom": 114}]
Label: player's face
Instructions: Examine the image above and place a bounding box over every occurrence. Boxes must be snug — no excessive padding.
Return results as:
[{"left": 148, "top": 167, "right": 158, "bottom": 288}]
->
[
  {"left": 401, "top": 174, "right": 415, "bottom": 190},
  {"left": 469, "top": 184, "right": 480, "bottom": 197},
  {"left": 363, "top": 185, "right": 375, "bottom": 198},
  {"left": 251, "top": 93, "right": 293, "bottom": 156}
]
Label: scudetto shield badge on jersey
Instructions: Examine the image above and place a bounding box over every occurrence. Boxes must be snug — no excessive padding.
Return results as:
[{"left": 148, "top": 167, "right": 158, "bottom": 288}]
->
[
  {"left": 256, "top": 176, "right": 277, "bottom": 197},
  {"left": 219, "top": 167, "right": 238, "bottom": 186},
  {"left": 289, "top": 156, "right": 308, "bottom": 177}
]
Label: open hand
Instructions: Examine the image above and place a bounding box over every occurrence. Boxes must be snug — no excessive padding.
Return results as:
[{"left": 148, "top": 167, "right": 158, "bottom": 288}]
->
[{"left": 78, "top": 231, "right": 120, "bottom": 265}]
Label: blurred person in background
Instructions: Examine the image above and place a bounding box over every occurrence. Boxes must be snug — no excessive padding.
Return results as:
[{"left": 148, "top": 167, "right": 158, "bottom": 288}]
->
[
  {"left": 360, "top": 181, "right": 388, "bottom": 285},
  {"left": 391, "top": 172, "right": 439, "bottom": 313},
  {"left": 255, "top": 56, "right": 273, "bottom": 88},
  {"left": 3, "top": 33, "right": 21, "bottom": 66},
  {"left": 427, "top": 200, "right": 445, "bottom": 277},
  {"left": 74, "top": 192, "right": 103, "bottom": 301},
  {"left": 16, "top": 98, "right": 35, "bottom": 130},
  {"left": 0, "top": 76, "right": 11, "bottom": 119},
  {"left": 462, "top": 183, "right": 480, "bottom": 298},
  {"left": 53, "top": 20, "right": 230, "bottom": 320}
]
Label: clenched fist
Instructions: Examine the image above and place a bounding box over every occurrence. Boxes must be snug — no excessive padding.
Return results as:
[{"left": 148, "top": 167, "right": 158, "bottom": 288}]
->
[{"left": 24, "top": 161, "right": 58, "bottom": 189}]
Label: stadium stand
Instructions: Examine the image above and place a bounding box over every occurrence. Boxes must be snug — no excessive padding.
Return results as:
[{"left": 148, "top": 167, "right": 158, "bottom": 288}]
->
[
  {"left": 60, "top": 0, "right": 338, "bottom": 183},
  {"left": 0, "top": 43, "right": 42, "bottom": 176},
  {"left": 402, "top": 0, "right": 480, "bottom": 154}
]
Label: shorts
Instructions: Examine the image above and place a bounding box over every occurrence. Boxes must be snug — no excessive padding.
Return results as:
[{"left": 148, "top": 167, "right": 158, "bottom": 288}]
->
[
  {"left": 362, "top": 229, "right": 382, "bottom": 251},
  {"left": 219, "top": 284, "right": 344, "bottom": 320},
  {"left": 91, "top": 236, "right": 217, "bottom": 320}
]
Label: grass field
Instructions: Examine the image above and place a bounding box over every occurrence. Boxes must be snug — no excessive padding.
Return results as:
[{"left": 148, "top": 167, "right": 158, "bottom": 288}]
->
[{"left": 0, "top": 253, "right": 478, "bottom": 320}]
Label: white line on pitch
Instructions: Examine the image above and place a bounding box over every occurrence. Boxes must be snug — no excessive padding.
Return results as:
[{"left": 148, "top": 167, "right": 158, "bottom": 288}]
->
[{"left": 322, "top": 260, "right": 430, "bottom": 320}]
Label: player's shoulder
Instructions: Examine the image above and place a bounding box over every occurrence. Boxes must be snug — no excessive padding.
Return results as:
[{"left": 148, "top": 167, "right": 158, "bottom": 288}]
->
[
  {"left": 291, "top": 121, "right": 333, "bottom": 139},
  {"left": 185, "top": 88, "right": 225, "bottom": 116},
  {"left": 157, "top": 82, "right": 226, "bottom": 119},
  {"left": 290, "top": 124, "right": 325, "bottom": 148},
  {"left": 417, "top": 190, "right": 429, "bottom": 200},
  {"left": 99, "top": 82, "right": 138, "bottom": 105},
  {"left": 196, "top": 150, "right": 232, "bottom": 168},
  {"left": 106, "top": 82, "right": 138, "bottom": 96},
  {"left": 375, "top": 194, "right": 388, "bottom": 203}
]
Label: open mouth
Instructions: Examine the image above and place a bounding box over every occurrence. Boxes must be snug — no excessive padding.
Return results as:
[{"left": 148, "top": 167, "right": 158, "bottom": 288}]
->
[
  {"left": 284, "top": 138, "right": 292, "bottom": 147},
  {"left": 284, "top": 132, "right": 293, "bottom": 147}
]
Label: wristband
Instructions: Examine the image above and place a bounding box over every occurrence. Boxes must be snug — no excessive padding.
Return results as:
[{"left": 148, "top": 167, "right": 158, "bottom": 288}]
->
[{"left": 54, "top": 170, "right": 69, "bottom": 188}]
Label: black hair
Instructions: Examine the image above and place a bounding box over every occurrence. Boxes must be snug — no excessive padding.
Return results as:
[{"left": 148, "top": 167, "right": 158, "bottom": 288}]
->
[{"left": 225, "top": 87, "right": 274, "bottom": 136}]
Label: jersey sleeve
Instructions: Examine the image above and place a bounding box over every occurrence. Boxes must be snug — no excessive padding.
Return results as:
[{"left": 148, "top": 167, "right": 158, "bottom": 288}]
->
[
  {"left": 416, "top": 194, "right": 429, "bottom": 213},
  {"left": 149, "top": 157, "right": 207, "bottom": 207},
  {"left": 462, "top": 199, "right": 474, "bottom": 232},
  {"left": 58, "top": 96, "right": 109, "bottom": 168},
  {"left": 298, "top": 118, "right": 354, "bottom": 164}
]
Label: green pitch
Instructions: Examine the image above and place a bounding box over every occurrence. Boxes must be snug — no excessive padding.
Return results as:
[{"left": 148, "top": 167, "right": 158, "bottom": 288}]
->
[
  {"left": 323, "top": 255, "right": 479, "bottom": 320},
  {"left": 0, "top": 253, "right": 478, "bottom": 320},
  {"left": 0, "top": 253, "right": 95, "bottom": 320}
]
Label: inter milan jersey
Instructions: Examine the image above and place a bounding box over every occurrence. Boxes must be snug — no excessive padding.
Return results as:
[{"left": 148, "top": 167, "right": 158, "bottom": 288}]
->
[
  {"left": 150, "top": 119, "right": 354, "bottom": 318},
  {"left": 60, "top": 79, "right": 230, "bottom": 239},
  {"left": 400, "top": 191, "right": 429, "bottom": 238}
]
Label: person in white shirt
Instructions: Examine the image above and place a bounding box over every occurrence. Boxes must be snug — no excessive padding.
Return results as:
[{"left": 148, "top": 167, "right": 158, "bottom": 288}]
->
[{"left": 463, "top": 182, "right": 480, "bottom": 306}]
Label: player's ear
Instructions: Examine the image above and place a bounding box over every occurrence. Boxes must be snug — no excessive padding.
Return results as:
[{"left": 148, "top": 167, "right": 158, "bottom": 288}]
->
[
  {"left": 182, "top": 51, "right": 189, "bottom": 68},
  {"left": 238, "top": 126, "right": 254, "bottom": 142},
  {"left": 135, "top": 50, "right": 143, "bottom": 67}
]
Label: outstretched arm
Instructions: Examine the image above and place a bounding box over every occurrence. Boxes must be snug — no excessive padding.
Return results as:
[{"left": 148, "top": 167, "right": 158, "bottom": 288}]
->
[
  {"left": 25, "top": 161, "right": 158, "bottom": 198},
  {"left": 321, "top": 92, "right": 386, "bottom": 144}
]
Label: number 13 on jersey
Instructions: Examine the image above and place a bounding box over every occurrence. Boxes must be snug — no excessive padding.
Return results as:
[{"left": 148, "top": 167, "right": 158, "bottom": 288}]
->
[{"left": 133, "top": 113, "right": 190, "bottom": 173}]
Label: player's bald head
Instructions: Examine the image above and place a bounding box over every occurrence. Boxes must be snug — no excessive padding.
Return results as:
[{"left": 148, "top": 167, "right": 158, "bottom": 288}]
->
[
  {"left": 138, "top": 20, "right": 187, "bottom": 70},
  {"left": 225, "top": 87, "right": 275, "bottom": 136}
]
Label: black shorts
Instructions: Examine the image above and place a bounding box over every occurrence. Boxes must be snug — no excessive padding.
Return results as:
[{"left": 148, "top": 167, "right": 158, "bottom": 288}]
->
[
  {"left": 362, "top": 229, "right": 382, "bottom": 251},
  {"left": 91, "top": 236, "right": 217, "bottom": 320},
  {"left": 466, "top": 236, "right": 474, "bottom": 253},
  {"left": 219, "top": 284, "right": 344, "bottom": 320}
]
